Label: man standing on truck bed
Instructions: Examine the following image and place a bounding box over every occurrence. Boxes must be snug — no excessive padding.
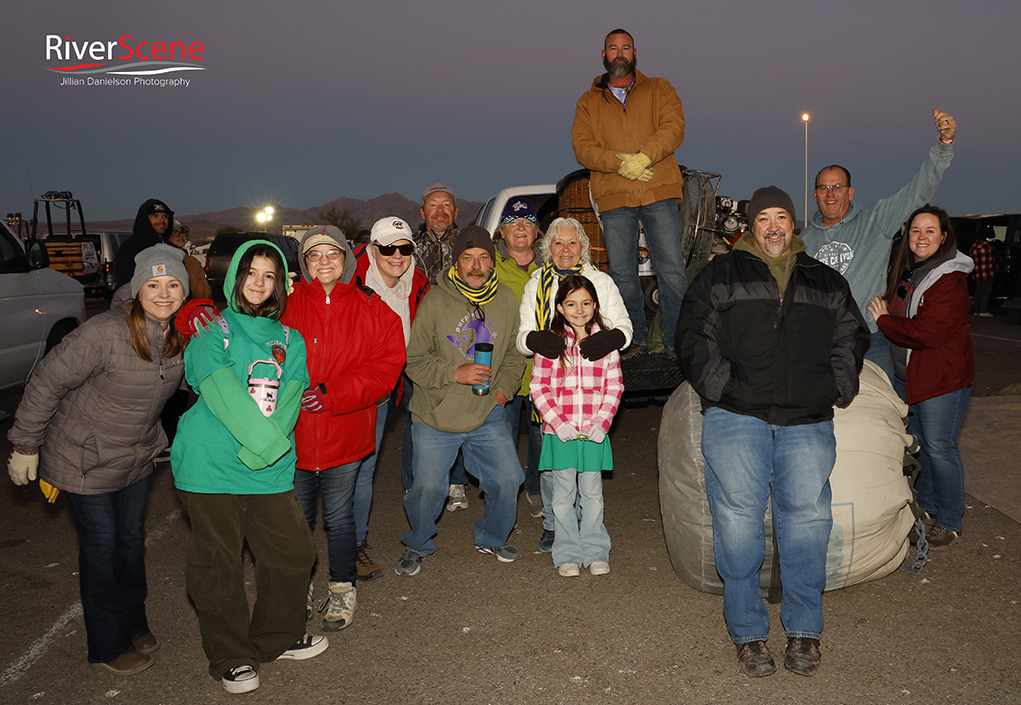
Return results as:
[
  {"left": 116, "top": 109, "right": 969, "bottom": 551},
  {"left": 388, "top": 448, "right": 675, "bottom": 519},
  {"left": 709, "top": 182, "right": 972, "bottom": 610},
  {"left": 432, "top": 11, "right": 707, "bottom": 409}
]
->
[
  {"left": 800, "top": 110, "right": 957, "bottom": 383},
  {"left": 572, "top": 28, "right": 687, "bottom": 358},
  {"left": 115, "top": 199, "right": 173, "bottom": 288}
]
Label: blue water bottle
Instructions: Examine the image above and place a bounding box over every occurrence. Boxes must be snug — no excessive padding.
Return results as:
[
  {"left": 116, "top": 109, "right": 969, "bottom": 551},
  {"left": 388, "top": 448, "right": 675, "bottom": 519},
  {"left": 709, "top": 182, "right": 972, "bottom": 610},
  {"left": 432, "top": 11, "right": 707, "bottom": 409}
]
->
[{"left": 472, "top": 343, "right": 494, "bottom": 396}]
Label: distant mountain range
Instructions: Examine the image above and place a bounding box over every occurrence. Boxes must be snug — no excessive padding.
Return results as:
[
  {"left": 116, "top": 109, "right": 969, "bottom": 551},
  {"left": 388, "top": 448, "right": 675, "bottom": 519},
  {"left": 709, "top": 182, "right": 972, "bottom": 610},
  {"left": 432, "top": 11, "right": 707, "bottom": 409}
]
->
[{"left": 86, "top": 194, "right": 486, "bottom": 241}]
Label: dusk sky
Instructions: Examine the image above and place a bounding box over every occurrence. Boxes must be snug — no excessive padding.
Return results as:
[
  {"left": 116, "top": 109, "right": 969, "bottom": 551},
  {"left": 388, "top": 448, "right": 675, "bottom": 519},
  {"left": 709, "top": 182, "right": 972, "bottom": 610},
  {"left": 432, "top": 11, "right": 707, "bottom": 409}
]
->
[{"left": 4, "top": 0, "right": 1018, "bottom": 224}]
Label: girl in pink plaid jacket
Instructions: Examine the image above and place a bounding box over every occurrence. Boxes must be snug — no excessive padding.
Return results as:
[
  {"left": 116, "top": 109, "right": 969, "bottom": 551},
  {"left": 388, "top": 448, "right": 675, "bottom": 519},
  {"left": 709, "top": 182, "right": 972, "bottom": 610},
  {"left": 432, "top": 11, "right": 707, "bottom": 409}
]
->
[{"left": 530, "top": 275, "right": 624, "bottom": 577}]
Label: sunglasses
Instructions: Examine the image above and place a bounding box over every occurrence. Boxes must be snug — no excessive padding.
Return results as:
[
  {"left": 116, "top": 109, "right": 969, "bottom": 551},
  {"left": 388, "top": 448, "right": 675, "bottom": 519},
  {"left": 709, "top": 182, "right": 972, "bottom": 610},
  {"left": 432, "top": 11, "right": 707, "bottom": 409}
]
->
[
  {"left": 375, "top": 242, "right": 414, "bottom": 256},
  {"left": 501, "top": 214, "right": 537, "bottom": 225}
]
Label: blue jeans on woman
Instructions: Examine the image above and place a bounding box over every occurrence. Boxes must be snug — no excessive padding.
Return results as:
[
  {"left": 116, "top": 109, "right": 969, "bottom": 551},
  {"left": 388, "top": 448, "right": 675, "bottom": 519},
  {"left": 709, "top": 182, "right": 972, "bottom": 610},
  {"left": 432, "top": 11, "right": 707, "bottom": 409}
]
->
[
  {"left": 895, "top": 377, "right": 971, "bottom": 533},
  {"left": 353, "top": 403, "right": 388, "bottom": 544},
  {"left": 701, "top": 407, "right": 836, "bottom": 643},
  {"left": 295, "top": 462, "right": 359, "bottom": 584},
  {"left": 65, "top": 476, "right": 151, "bottom": 663}
]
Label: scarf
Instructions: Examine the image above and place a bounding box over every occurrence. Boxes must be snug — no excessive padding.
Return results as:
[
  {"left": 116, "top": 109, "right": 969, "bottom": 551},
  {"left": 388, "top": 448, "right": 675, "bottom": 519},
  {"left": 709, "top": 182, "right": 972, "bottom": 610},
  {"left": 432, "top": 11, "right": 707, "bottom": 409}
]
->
[
  {"left": 446, "top": 266, "right": 499, "bottom": 306},
  {"left": 534, "top": 261, "right": 585, "bottom": 331},
  {"left": 366, "top": 253, "right": 415, "bottom": 347}
]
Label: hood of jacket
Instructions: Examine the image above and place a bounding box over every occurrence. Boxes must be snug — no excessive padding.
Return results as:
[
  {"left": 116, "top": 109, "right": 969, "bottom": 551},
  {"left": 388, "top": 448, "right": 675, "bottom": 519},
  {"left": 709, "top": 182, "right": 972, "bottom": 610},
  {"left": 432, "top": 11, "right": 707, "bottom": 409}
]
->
[
  {"left": 224, "top": 239, "right": 289, "bottom": 312},
  {"left": 297, "top": 225, "right": 356, "bottom": 284},
  {"left": 132, "top": 198, "right": 174, "bottom": 242}
]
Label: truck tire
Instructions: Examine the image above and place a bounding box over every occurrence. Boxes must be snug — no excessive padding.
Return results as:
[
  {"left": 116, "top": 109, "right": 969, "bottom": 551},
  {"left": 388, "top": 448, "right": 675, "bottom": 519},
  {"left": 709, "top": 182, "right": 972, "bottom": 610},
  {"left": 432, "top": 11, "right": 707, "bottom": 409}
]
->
[
  {"left": 45, "top": 319, "right": 80, "bottom": 354},
  {"left": 644, "top": 282, "right": 660, "bottom": 312}
]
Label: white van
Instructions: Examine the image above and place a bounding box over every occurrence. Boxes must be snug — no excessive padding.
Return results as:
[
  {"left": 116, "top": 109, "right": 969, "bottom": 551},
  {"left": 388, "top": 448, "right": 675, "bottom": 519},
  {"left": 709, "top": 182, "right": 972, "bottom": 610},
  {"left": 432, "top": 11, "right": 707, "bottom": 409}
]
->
[{"left": 0, "top": 221, "right": 86, "bottom": 392}]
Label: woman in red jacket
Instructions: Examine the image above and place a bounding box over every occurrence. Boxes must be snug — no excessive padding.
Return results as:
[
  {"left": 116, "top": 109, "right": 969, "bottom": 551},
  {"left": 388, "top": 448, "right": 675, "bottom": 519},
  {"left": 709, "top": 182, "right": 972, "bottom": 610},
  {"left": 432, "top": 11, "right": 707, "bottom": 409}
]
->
[{"left": 868, "top": 205, "right": 974, "bottom": 549}]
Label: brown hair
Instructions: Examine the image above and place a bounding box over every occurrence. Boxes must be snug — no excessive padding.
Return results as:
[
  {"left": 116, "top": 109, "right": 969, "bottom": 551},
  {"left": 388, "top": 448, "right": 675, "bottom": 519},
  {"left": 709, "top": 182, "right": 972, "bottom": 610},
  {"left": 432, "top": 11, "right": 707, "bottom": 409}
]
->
[
  {"left": 550, "top": 275, "right": 607, "bottom": 372},
  {"left": 232, "top": 244, "right": 289, "bottom": 320},
  {"left": 128, "top": 299, "right": 186, "bottom": 362},
  {"left": 885, "top": 204, "right": 958, "bottom": 301}
]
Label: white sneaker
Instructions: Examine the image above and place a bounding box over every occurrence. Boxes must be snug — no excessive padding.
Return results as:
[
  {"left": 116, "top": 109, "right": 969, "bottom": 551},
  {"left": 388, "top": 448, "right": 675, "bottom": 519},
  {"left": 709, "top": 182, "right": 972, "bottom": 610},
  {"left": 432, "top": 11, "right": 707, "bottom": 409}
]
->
[
  {"left": 275, "top": 633, "right": 329, "bottom": 660},
  {"left": 589, "top": 561, "right": 610, "bottom": 576},
  {"left": 447, "top": 484, "right": 468, "bottom": 511},
  {"left": 558, "top": 563, "right": 580, "bottom": 577},
  {"left": 322, "top": 581, "right": 357, "bottom": 631},
  {"left": 222, "top": 665, "right": 260, "bottom": 693}
]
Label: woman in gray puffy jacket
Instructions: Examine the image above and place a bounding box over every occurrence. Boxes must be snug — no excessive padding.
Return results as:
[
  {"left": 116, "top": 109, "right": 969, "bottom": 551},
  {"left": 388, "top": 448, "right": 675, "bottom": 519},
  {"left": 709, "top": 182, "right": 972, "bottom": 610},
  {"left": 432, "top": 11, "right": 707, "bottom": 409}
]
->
[{"left": 7, "top": 244, "right": 188, "bottom": 677}]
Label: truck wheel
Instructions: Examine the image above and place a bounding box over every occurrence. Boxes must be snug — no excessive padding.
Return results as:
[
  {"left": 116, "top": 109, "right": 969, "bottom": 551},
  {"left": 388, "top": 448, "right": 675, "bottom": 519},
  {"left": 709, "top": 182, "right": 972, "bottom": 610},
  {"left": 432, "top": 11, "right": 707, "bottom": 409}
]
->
[
  {"left": 45, "top": 319, "right": 80, "bottom": 353},
  {"left": 644, "top": 282, "right": 660, "bottom": 312}
]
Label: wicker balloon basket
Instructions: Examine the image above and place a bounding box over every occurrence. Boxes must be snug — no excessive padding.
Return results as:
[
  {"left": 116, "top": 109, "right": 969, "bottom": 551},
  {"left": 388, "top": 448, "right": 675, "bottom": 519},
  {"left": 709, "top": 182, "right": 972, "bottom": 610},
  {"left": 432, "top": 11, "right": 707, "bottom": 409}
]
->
[{"left": 557, "top": 173, "right": 609, "bottom": 272}]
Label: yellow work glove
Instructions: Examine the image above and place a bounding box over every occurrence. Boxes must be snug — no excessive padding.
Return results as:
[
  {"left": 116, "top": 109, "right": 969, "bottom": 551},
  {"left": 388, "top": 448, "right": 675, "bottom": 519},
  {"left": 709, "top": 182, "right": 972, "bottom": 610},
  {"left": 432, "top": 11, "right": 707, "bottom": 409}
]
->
[
  {"left": 616, "top": 152, "right": 652, "bottom": 180},
  {"left": 636, "top": 166, "right": 656, "bottom": 182}
]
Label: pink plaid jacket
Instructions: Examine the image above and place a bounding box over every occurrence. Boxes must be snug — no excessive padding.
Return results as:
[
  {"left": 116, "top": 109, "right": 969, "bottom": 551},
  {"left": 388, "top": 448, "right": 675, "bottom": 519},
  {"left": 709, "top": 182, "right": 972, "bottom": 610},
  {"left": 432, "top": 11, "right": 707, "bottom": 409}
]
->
[{"left": 530, "top": 325, "right": 624, "bottom": 437}]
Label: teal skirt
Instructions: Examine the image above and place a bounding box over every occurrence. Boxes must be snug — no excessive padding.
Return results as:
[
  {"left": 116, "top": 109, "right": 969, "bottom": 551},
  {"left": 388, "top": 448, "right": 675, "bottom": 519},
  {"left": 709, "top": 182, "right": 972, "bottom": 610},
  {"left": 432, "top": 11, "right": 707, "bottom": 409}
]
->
[{"left": 538, "top": 434, "right": 613, "bottom": 472}]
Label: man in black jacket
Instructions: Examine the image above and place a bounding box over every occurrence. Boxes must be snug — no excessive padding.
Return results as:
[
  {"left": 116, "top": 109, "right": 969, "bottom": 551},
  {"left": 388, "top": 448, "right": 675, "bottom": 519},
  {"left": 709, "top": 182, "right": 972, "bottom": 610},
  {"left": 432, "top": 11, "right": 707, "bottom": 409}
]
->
[
  {"left": 677, "top": 186, "right": 868, "bottom": 680},
  {"left": 114, "top": 199, "right": 174, "bottom": 288}
]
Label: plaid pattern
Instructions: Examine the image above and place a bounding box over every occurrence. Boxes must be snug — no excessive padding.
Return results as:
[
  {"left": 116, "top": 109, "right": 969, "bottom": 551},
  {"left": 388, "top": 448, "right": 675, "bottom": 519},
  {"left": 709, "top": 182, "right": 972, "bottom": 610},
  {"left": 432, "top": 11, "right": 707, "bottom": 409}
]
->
[
  {"left": 529, "top": 326, "right": 624, "bottom": 437},
  {"left": 969, "top": 240, "right": 998, "bottom": 282}
]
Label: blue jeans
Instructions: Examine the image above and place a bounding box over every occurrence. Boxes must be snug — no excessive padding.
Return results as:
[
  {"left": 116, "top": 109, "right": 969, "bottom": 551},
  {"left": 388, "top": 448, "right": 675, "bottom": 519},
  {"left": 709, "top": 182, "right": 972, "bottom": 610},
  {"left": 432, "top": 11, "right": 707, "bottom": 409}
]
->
[
  {"left": 65, "top": 476, "right": 150, "bottom": 663},
  {"left": 552, "top": 469, "right": 611, "bottom": 567},
  {"left": 295, "top": 462, "right": 359, "bottom": 584},
  {"left": 402, "top": 406, "right": 524, "bottom": 555},
  {"left": 353, "top": 403, "right": 387, "bottom": 544},
  {"left": 864, "top": 329, "right": 895, "bottom": 385},
  {"left": 504, "top": 394, "right": 543, "bottom": 496},
  {"left": 701, "top": 407, "right": 836, "bottom": 643},
  {"left": 973, "top": 279, "right": 993, "bottom": 314},
  {"left": 401, "top": 381, "right": 468, "bottom": 490},
  {"left": 600, "top": 198, "right": 687, "bottom": 351},
  {"left": 895, "top": 378, "right": 971, "bottom": 533}
]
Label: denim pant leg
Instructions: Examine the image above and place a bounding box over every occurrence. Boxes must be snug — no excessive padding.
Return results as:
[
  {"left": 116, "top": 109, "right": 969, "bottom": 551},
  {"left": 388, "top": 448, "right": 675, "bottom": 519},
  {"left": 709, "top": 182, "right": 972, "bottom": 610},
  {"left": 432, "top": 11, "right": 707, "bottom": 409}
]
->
[
  {"left": 401, "top": 382, "right": 415, "bottom": 491},
  {"left": 864, "top": 329, "right": 896, "bottom": 385},
  {"left": 701, "top": 408, "right": 773, "bottom": 643},
  {"left": 462, "top": 407, "right": 525, "bottom": 548},
  {"left": 974, "top": 279, "right": 993, "bottom": 314},
  {"left": 551, "top": 468, "right": 581, "bottom": 566},
  {"left": 294, "top": 463, "right": 359, "bottom": 584},
  {"left": 450, "top": 451, "right": 470, "bottom": 486},
  {"left": 599, "top": 206, "right": 647, "bottom": 345},
  {"left": 504, "top": 395, "right": 543, "bottom": 497},
  {"left": 402, "top": 421, "right": 461, "bottom": 555},
  {"left": 771, "top": 421, "right": 836, "bottom": 640},
  {"left": 65, "top": 476, "right": 150, "bottom": 663},
  {"left": 637, "top": 199, "right": 686, "bottom": 351},
  {"left": 353, "top": 403, "right": 388, "bottom": 544},
  {"left": 578, "top": 470, "right": 611, "bottom": 565},
  {"left": 540, "top": 468, "right": 556, "bottom": 531},
  {"left": 912, "top": 387, "right": 971, "bottom": 532}
]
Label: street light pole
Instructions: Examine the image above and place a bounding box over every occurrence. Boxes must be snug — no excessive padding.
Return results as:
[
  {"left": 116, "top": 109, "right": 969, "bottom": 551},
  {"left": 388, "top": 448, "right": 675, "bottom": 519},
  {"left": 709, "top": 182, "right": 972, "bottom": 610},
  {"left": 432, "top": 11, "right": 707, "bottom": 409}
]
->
[{"left": 802, "top": 114, "right": 810, "bottom": 229}]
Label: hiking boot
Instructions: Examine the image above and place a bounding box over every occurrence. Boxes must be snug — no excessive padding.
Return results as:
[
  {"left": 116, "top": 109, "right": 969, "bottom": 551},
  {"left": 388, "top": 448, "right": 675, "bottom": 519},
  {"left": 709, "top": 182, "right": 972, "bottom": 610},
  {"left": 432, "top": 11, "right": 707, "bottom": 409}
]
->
[
  {"left": 783, "top": 637, "right": 821, "bottom": 677},
  {"left": 131, "top": 632, "right": 160, "bottom": 655},
  {"left": 736, "top": 640, "right": 776, "bottom": 678},
  {"left": 447, "top": 484, "right": 468, "bottom": 511},
  {"left": 395, "top": 549, "right": 424, "bottom": 576},
  {"left": 222, "top": 665, "right": 260, "bottom": 693},
  {"left": 589, "top": 561, "right": 610, "bottom": 576},
  {"left": 356, "top": 541, "right": 384, "bottom": 581},
  {"left": 927, "top": 525, "right": 960, "bottom": 550},
  {"left": 476, "top": 543, "right": 521, "bottom": 562},
  {"left": 527, "top": 493, "right": 543, "bottom": 519},
  {"left": 275, "top": 633, "right": 329, "bottom": 661},
  {"left": 321, "top": 581, "right": 357, "bottom": 632},
  {"left": 558, "top": 563, "right": 580, "bottom": 577},
  {"left": 539, "top": 529, "right": 555, "bottom": 553},
  {"left": 90, "top": 649, "right": 154, "bottom": 676},
  {"left": 306, "top": 580, "right": 314, "bottom": 620}
]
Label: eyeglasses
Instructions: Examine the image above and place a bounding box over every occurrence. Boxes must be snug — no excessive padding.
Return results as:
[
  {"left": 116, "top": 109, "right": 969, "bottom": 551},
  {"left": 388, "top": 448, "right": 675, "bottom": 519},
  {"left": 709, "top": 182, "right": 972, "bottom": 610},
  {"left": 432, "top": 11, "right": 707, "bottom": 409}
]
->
[
  {"left": 501, "top": 214, "right": 537, "bottom": 225},
  {"left": 375, "top": 243, "right": 414, "bottom": 256},
  {"left": 305, "top": 249, "right": 343, "bottom": 262},
  {"left": 814, "top": 184, "right": 848, "bottom": 194}
]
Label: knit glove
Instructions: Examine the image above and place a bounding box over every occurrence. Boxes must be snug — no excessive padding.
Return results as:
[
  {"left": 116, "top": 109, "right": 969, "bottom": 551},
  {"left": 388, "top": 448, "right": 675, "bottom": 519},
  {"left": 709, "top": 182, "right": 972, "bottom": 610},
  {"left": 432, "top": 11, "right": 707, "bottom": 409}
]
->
[
  {"left": 526, "top": 331, "right": 567, "bottom": 359},
  {"left": 8, "top": 451, "right": 39, "bottom": 486},
  {"left": 579, "top": 329, "right": 626, "bottom": 361},
  {"left": 636, "top": 166, "right": 656, "bottom": 182},
  {"left": 301, "top": 384, "right": 328, "bottom": 413},
  {"left": 175, "top": 299, "right": 221, "bottom": 339},
  {"left": 556, "top": 424, "right": 581, "bottom": 443},
  {"left": 587, "top": 425, "right": 607, "bottom": 444},
  {"left": 616, "top": 152, "right": 652, "bottom": 181}
]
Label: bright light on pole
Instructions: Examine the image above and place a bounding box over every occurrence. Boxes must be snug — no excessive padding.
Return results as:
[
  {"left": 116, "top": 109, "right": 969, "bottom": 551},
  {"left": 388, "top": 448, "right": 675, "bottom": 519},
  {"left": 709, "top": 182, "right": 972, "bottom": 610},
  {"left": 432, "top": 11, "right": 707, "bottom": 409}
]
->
[
  {"left": 256, "top": 206, "right": 274, "bottom": 230},
  {"left": 802, "top": 114, "right": 810, "bottom": 228}
]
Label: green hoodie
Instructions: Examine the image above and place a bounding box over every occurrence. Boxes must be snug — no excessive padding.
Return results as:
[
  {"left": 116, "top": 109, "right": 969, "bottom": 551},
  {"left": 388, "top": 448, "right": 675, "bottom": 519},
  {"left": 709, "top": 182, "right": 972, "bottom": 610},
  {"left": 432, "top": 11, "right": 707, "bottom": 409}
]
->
[{"left": 171, "top": 240, "right": 309, "bottom": 494}]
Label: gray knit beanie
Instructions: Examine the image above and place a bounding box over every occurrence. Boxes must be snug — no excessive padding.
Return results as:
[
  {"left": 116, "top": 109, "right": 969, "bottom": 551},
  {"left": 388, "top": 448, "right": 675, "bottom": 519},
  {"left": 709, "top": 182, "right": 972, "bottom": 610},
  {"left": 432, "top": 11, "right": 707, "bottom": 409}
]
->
[{"left": 131, "top": 243, "right": 190, "bottom": 298}]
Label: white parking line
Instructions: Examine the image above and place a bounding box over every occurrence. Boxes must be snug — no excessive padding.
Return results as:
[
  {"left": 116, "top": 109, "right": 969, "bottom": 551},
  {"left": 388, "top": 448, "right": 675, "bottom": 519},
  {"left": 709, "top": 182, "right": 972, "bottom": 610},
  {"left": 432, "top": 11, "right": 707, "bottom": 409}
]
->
[
  {"left": 0, "top": 507, "right": 183, "bottom": 687},
  {"left": 971, "top": 333, "right": 1021, "bottom": 343}
]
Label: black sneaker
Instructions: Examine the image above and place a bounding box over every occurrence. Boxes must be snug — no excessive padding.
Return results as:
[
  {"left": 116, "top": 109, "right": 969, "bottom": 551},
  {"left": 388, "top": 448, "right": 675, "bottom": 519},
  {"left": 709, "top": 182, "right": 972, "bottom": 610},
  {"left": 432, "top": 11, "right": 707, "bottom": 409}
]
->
[
  {"left": 736, "top": 640, "right": 776, "bottom": 677},
  {"left": 784, "top": 637, "right": 821, "bottom": 677},
  {"left": 538, "top": 529, "right": 555, "bottom": 553},
  {"left": 275, "top": 633, "right": 329, "bottom": 661},
  {"left": 222, "top": 665, "right": 260, "bottom": 693},
  {"left": 927, "top": 525, "right": 960, "bottom": 550},
  {"left": 475, "top": 543, "right": 521, "bottom": 562},
  {"left": 395, "top": 549, "right": 424, "bottom": 576}
]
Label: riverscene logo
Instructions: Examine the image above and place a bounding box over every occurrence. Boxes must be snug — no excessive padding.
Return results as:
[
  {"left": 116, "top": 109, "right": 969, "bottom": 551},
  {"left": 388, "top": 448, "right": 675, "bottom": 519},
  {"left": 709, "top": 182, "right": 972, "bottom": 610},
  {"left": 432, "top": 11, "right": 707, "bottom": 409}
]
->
[{"left": 46, "top": 34, "right": 206, "bottom": 88}]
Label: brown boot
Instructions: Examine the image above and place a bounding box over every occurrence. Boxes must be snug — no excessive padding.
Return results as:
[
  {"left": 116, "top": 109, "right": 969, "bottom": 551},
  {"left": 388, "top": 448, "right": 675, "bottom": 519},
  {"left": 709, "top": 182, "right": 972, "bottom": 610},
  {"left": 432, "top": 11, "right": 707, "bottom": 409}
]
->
[
  {"left": 356, "top": 541, "right": 383, "bottom": 581},
  {"left": 131, "top": 633, "right": 160, "bottom": 655},
  {"left": 90, "top": 649, "right": 154, "bottom": 676}
]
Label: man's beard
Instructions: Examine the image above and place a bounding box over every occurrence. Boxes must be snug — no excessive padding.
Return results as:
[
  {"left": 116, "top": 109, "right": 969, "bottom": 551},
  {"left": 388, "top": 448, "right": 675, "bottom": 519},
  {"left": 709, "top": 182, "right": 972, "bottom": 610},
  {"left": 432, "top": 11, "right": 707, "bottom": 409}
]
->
[{"left": 603, "top": 55, "right": 636, "bottom": 79}]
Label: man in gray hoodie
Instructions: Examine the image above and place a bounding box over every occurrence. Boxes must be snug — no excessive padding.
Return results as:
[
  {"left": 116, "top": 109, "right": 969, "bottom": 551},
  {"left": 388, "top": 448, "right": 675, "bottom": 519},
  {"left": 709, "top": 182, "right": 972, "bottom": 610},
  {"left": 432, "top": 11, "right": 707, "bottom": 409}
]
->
[{"left": 801, "top": 109, "right": 956, "bottom": 383}]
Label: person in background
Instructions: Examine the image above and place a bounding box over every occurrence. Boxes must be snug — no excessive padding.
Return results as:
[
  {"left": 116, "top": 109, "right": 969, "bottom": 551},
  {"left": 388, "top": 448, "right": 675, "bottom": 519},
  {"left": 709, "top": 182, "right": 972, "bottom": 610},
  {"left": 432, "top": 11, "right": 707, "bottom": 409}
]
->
[
  {"left": 968, "top": 232, "right": 998, "bottom": 317},
  {"left": 115, "top": 199, "right": 173, "bottom": 287},
  {"left": 517, "top": 217, "right": 632, "bottom": 554},
  {"left": 8, "top": 244, "right": 188, "bottom": 676},
  {"left": 868, "top": 205, "right": 975, "bottom": 550},
  {"left": 492, "top": 198, "right": 545, "bottom": 517},
  {"left": 283, "top": 226, "right": 405, "bottom": 629},
  {"left": 168, "top": 221, "right": 212, "bottom": 300},
  {"left": 351, "top": 217, "right": 430, "bottom": 580}
]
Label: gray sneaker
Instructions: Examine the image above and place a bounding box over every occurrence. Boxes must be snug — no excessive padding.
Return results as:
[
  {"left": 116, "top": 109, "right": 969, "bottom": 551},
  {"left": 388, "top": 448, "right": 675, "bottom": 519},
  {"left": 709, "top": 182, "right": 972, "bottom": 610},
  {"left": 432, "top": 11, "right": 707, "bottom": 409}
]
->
[
  {"left": 475, "top": 543, "right": 521, "bottom": 562},
  {"left": 395, "top": 549, "right": 424, "bottom": 576},
  {"left": 447, "top": 484, "right": 468, "bottom": 511},
  {"left": 538, "top": 529, "right": 555, "bottom": 553}
]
